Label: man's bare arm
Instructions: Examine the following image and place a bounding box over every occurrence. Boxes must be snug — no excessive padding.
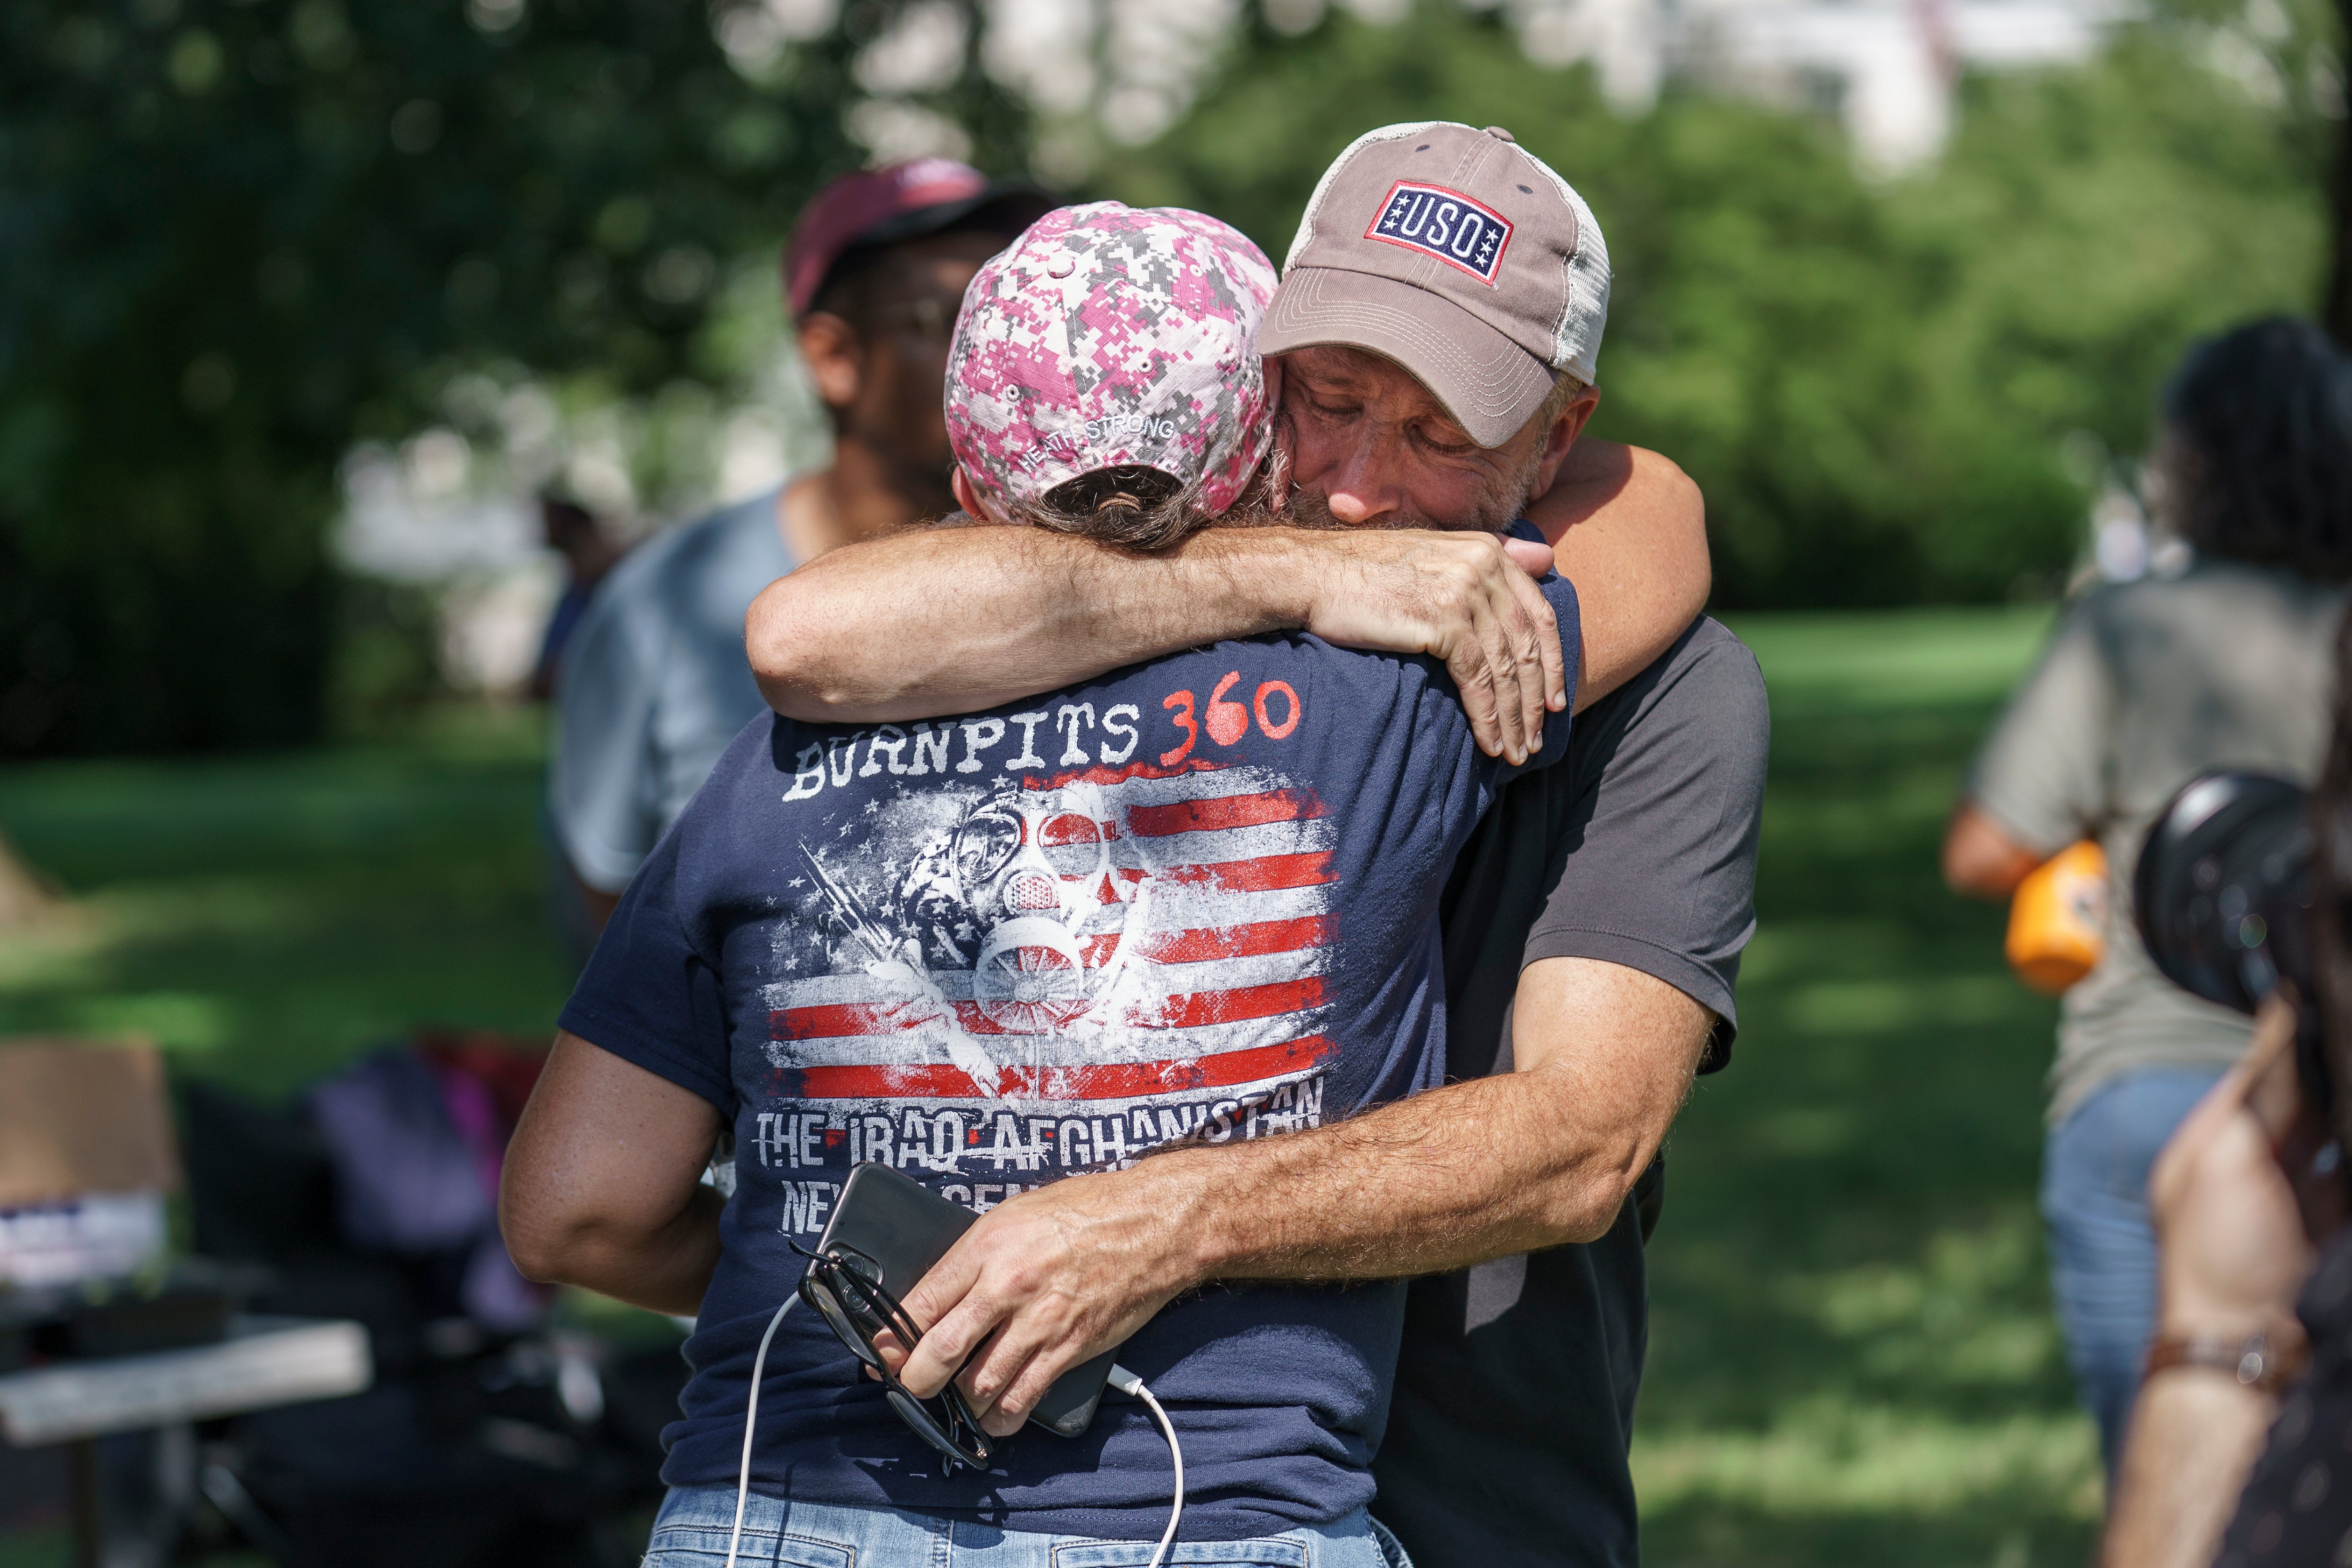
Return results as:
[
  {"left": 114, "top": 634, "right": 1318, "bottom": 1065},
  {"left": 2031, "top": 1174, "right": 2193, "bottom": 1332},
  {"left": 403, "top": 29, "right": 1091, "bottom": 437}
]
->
[
  {"left": 891, "top": 956, "right": 1712, "bottom": 1435},
  {"left": 751, "top": 522, "right": 1564, "bottom": 763},
  {"left": 500, "top": 1031, "right": 726, "bottom": 1317},
  {"left": 747, "top": 440, "right": 1708, "bottom": 762},
  {"left": 1942, "top": 801, "right": 2048, "bottom": 900},
  {"left": 1534, "top": 444, "right": 1711, "bottom": 702},
  {"left": 2102, "top": 1004, "right": 2313, "bottom": 1568},
  {"left": 2103, "top": 1377, "right": 2275, "bottom": 1568}
]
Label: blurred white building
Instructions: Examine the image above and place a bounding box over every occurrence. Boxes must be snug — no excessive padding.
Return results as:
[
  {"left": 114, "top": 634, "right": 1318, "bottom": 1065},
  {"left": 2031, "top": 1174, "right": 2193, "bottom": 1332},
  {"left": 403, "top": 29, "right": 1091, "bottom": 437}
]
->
[
  {"left": 827, "top": 0, "right": 2129, "bottom": 178},
  {"left": 843, "top": 0, "right": 2133, "bottom": 176},
  {"left": 1510, "top": 0, "right": 2125, "bottom": 171},
  {"left": 331, "top": 342, "right": 830, "bottom": 699}
]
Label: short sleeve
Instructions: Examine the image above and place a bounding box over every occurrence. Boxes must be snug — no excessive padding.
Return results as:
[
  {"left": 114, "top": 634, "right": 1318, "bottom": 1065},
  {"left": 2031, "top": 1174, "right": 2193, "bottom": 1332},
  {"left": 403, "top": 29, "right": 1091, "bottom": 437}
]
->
[
  {"left": 556, "top": 829, "right": 734, "bottom": 1113},
  {"left": 1966, "top": 604, "right": 2112, "bottom": 853},
  {"left": 1522, "top": 623, "right": 1768, "bottom": 1067},
  {"left": 550, "top": 582, "right": 661, "bottom": 894}
]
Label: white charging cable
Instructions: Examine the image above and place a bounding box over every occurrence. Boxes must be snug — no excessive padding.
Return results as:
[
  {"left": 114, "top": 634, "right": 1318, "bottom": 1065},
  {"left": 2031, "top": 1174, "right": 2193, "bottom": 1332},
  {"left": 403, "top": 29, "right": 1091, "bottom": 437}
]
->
[
  {"left": 1108, "top": 1363, "right": 1185, "bottom": 1568},
  {"left": 724, "top": 1293, "right": 798, "bottom": 1568},
  {"left": 722, "top": 1304, "right": 1184, "bottom": 1568}
]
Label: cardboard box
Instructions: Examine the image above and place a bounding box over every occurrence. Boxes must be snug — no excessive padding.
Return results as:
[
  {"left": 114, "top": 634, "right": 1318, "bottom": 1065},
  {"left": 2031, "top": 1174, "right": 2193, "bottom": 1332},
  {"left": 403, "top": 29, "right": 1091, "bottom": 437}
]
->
[{"left": 0, "top": 1040, "right": 182, "bottom": 1210}]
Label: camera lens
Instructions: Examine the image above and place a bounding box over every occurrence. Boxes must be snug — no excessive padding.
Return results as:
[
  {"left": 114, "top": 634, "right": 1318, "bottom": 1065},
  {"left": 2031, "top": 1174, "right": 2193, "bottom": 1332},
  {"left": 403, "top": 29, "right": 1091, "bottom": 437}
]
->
[{"left": 2135, "top": 771, "right": 2312, "bottom": 1016}]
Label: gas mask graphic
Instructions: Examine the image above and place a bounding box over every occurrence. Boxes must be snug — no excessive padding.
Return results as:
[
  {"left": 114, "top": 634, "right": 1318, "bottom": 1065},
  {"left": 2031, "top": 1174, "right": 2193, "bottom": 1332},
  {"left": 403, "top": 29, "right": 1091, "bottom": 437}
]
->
[{"left": 942, "top": 786, "right": 1125, "bottom": 1034}]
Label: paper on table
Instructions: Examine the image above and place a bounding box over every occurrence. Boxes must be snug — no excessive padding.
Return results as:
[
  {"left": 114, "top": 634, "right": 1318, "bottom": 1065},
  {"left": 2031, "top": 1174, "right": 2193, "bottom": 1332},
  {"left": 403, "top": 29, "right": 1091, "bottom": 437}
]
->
[{"left": 0, "top": 1317, "right": 372, "bottom": 1445}]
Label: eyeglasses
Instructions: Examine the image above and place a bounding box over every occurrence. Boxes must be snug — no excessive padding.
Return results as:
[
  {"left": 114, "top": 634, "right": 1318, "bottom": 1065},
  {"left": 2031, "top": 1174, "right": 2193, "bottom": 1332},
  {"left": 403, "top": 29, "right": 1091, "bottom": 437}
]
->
[
  {"left": 788, "top": 1239, "right": 995, "bottom": 1473},
  {"left": 871, "top": 294, "right": 957, "bottom": 344}
]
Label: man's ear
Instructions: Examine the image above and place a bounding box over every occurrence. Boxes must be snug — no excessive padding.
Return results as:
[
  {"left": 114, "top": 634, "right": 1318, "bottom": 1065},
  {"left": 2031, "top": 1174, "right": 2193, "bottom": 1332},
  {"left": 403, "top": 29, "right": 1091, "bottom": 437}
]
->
[
  {"left": 796, "top": 311, "right": 865, "bottom": 413},
  {"left": 1525, "top": 383, "right": 1604, "bottom": 503},
  {"left": 950, "top": 465, "right": 1004, "bottom": 523}
]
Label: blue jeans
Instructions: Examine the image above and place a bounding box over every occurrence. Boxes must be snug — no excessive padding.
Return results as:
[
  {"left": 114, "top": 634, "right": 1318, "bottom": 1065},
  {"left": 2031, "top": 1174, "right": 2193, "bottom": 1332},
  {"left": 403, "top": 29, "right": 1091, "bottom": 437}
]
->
[
  {"left": 642, "top": 1487, "right": 1415, "bottom": 1568},
  {"left": 2041, "top": 1064, "right": 2230, "bottom": 1473}
]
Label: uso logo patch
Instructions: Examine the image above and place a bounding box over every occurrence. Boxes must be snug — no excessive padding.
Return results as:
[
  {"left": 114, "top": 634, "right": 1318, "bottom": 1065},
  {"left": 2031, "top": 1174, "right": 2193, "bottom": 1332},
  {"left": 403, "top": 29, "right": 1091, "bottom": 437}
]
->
[{"left": 1365, "top": 182, "right": 1513, "bottom": 284}]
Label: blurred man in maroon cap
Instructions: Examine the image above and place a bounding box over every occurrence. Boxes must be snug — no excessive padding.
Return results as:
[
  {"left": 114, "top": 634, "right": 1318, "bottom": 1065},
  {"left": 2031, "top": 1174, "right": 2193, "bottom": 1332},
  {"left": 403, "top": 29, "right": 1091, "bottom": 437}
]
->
[{"left": 548, "top": 160, "right": 1051, "bottom": 945}]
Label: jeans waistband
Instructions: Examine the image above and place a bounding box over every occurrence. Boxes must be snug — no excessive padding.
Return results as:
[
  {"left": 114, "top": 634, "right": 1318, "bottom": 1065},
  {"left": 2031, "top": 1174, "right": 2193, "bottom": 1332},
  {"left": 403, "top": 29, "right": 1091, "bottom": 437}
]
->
[{"left": 644, "top": 1487, "right": 1411, "bottom": 1568}]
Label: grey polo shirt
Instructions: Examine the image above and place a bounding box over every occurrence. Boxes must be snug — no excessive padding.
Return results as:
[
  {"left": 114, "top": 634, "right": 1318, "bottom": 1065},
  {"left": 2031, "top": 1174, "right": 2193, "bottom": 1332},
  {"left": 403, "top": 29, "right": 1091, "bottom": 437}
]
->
[
  {"left": 1375, "top": 615, "right": 1770, "bottom": 1568},
  {"left": 1966, "top": 556, "right": 2345, "bottom": 1122},
  {"left": 550, "top": 487, "right": 796, "bottom": 894}
]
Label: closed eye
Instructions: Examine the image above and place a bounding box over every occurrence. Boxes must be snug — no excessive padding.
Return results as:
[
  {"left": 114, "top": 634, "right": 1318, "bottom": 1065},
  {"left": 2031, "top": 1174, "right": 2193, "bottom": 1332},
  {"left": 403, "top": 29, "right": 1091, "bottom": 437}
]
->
[{"left": 1411, "top": 424, "right": 1478, "bottom": 457}]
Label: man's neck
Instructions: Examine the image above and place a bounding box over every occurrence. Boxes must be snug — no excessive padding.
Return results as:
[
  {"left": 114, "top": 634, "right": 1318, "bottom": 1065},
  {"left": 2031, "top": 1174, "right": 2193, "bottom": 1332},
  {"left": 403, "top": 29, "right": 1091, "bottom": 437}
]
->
[{"left": 777, "top": 441, "right": 954, "bottom": 563}]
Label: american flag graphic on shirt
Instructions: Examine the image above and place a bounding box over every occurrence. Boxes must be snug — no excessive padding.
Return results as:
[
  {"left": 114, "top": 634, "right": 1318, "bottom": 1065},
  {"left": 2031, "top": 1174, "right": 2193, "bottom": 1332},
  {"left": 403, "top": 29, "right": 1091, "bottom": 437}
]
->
[{"left": 749, "top": 750, "right": 1337, "bottom": 1220}]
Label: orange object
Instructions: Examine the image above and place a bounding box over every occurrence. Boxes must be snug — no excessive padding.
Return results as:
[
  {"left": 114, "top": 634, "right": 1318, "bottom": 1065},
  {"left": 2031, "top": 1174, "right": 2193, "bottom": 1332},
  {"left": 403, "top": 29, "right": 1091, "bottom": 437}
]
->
[{"left": 2006, "top": 841, "right": 2109, "bottom": 995}]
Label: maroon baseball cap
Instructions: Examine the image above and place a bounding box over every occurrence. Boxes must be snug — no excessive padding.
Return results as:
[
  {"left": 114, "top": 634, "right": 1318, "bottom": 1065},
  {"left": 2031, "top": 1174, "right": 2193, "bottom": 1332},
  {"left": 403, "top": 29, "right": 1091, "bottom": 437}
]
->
[{"left": 784, "top": 159, "right": 1054, "bottom": 319}]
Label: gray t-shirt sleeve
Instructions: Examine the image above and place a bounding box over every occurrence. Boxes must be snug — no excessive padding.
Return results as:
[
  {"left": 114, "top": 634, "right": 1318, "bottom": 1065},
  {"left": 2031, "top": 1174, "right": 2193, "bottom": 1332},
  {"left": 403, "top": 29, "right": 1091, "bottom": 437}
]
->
[
  {"left": 549, "top": 582, "right": 661, "bottom": 894},
  {"left": 547, "top": 488, "right": 795, "bottom": 895},
  {"left": 1521, "top": 621, "right": 1769, "bottom": 1067},
  {"left": 1967, "top": 604, "right": 2111, "bottom": 854}
]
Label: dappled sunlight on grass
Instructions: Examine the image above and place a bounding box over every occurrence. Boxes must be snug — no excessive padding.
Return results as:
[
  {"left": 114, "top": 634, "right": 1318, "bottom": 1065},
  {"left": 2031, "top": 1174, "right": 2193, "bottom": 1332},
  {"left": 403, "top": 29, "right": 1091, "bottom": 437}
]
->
[
  {"left": 1780, "top": 972, "right": 2022, "bottom": 1035},
  {"left": 1637, "top": 1403, "right": 2096, "bottom": 1519},
  {"left": 0, "top": 706, "right": 573, "bottom": 1094},
  {"left": 1634, "top": 607, "right": 2096, "bottom": 1565},
  {"left": 1736, "top": 607, "right": 2056, "bottom": 716}
]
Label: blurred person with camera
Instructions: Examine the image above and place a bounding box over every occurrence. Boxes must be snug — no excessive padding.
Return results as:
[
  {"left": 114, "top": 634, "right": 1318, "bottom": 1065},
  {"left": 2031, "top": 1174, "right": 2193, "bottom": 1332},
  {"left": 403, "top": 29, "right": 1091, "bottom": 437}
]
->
[
  {"left": 547, "top": 160, "right": 1051, "bottom": 944},
  {"left": 2096, "top": 612, "right": 2352, "bottom": 1566},
  {"left": 1944, "top": 318, "right": 2352, "bottom": 1473}
]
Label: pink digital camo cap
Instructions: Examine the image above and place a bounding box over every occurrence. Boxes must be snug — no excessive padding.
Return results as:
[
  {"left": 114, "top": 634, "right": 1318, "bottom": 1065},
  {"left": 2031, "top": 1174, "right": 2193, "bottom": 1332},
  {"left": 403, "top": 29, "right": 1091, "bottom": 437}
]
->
[{"left": 946, "top": 201, "right": 1280, "bottom": 518}]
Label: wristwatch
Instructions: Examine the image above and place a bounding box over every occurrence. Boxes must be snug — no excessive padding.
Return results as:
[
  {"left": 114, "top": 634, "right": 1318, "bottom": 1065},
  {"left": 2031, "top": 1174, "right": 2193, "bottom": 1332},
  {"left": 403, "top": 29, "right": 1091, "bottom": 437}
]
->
[{"left": 2145, "top": 1328, "right": 2309, "bottom": 1395}]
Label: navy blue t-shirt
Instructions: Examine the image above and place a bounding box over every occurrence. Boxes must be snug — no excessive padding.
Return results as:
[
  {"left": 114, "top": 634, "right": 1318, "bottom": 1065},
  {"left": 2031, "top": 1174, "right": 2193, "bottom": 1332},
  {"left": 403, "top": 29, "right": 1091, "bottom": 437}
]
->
[{"left": 558, "top": 576, "right": 1578, "bottom": 1542}]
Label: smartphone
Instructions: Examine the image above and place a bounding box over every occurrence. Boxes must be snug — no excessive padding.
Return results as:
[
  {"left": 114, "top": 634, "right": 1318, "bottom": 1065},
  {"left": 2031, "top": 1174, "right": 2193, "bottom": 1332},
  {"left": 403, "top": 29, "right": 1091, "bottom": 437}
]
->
[{"left": 811, "top": 1162, "right": 1116, "bottom": 1439}]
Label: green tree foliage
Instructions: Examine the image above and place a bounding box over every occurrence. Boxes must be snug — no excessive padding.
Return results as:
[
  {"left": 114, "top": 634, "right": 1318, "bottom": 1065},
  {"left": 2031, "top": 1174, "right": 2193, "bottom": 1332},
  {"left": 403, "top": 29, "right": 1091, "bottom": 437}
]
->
[
  {"left": 0, "top": 0, "right": 1021, "bottom": 756},
  {"left": 1100, "top": 4, "right": 2325, "bottom": 606},
  {"left": 3, "top": 0, "right": 2328, "bottom": 758}
]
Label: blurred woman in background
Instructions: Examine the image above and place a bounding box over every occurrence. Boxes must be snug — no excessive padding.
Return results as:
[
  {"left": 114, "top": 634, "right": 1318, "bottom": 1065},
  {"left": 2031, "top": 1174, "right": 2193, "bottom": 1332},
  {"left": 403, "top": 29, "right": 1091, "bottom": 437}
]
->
[{"left": 1944, "top": 317, "right": 2352, "bottom": 1474}]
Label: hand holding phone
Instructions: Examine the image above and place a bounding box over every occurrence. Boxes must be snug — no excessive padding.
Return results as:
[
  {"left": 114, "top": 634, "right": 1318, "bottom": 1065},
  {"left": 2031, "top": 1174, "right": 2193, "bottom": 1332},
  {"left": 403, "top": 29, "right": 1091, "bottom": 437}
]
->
[{"left": 808, "top": 1163, "right": 1120, "bottom": 1441}]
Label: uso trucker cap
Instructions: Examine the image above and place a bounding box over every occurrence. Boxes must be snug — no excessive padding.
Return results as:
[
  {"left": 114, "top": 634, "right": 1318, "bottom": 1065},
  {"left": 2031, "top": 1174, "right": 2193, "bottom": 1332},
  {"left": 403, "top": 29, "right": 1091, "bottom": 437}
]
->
[
  {"left": 1258, "top": 121, "right": 1610, "bottom": 448},
  {"left": 784, "top": 158, "right": 1052, "bottom": 319},
  {"left": 946, "top": 201, "right": 1279, "bottom": 517}
]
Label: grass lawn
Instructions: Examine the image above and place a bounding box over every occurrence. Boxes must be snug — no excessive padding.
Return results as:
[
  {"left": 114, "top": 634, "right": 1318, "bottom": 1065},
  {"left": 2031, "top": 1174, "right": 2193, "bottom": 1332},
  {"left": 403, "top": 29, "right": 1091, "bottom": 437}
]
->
[
  {"left": 0, "top": 706, "right": 577, "bottom": 1093},
  {"left": 0, "top": 605, "right": 2089, "bottom": 1565},
  {"left": 1635, "top": 605, "right": 2094, "bottom": 1566}
]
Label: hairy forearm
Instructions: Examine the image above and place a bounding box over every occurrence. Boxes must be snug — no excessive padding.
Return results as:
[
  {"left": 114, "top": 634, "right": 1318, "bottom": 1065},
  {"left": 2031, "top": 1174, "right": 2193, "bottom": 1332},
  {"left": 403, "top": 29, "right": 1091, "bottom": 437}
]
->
[
  {"left": 1132, "top": 1060, "right": 1661, "bottom": 1288},
  {"left": 1120, "top": 956, "right": 1707, "bottom": 1285},
  {"left": 890, "top": 962, "right": 1710, "bottom": 1425},
  {"left": 750, "top": 525, "right": 1302, "bottom": 722},
  {"left": 2102, "top": 1376, "right": 2276, "bottom": 1568}
]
